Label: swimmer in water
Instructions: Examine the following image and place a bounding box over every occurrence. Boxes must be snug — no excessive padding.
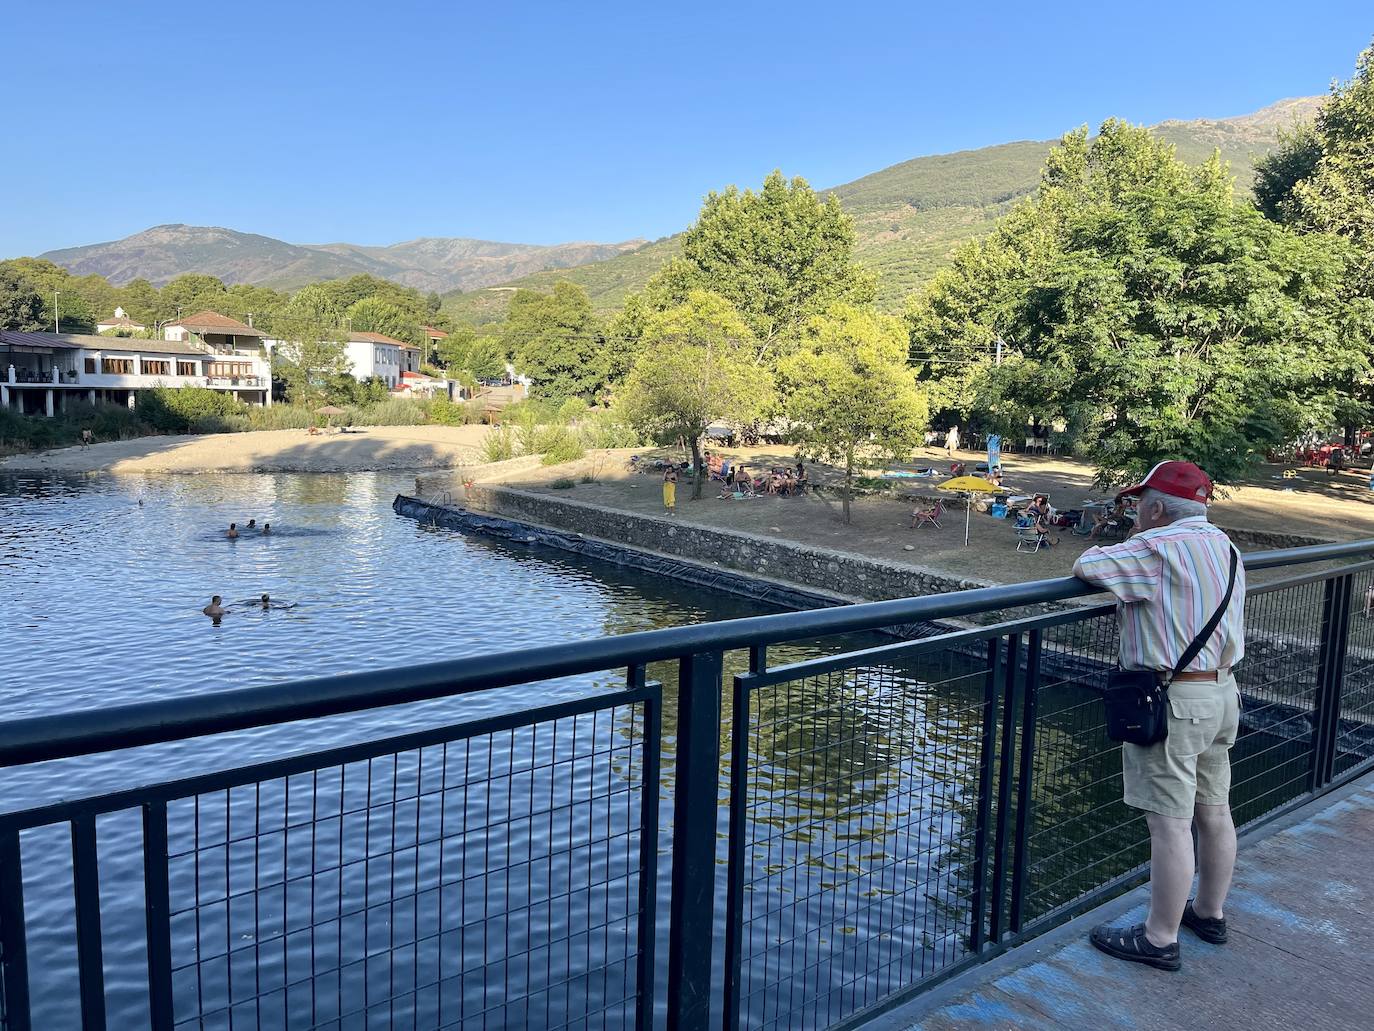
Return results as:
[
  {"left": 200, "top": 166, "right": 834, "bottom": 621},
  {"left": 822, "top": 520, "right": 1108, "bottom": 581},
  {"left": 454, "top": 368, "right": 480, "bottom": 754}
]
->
[
  {"left": 238, "top": 593, "right": 295, "bottom": 610},
  {"left": 247, "top": 519, "right": 257, "bottom": 529},
  {"left": 203, "top": 596, "right": 227, "bottom": 618},
  {"left": 227, "top": 523, "right": 239, "bottom": 539},
  {"left": 261, "top": 523, "right": 271, "bottom": 535}
]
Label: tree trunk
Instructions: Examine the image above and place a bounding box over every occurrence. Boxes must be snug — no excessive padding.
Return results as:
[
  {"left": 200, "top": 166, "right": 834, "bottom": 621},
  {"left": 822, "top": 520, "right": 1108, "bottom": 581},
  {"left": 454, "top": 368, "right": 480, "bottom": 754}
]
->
[
  {"left": 843, "top": 455, "right": 853, "bottom": 524},
  {"left": 690, "top": 436, "right": 705, "bottom": 500}
]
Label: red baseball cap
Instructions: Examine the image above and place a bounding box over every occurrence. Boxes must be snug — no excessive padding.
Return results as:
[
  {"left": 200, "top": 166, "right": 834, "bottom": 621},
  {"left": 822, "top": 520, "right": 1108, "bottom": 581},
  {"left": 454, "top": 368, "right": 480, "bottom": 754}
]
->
[{"left": 1116, "top": 460, "right": 1213, "bottom": 503}]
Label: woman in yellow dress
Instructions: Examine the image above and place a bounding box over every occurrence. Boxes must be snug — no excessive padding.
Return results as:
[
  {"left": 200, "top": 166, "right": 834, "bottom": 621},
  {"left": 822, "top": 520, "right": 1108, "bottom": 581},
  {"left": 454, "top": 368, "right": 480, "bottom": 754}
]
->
[{"left": 663, "top": 466, "right": 678, "bottom": 515}]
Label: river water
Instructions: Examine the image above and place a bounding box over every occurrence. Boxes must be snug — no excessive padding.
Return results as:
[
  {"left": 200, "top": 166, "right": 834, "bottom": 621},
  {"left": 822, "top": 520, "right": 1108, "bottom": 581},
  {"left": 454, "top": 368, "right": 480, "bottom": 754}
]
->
[{"left": 5, "top": 472, "right": 978, "bottom": 1028}]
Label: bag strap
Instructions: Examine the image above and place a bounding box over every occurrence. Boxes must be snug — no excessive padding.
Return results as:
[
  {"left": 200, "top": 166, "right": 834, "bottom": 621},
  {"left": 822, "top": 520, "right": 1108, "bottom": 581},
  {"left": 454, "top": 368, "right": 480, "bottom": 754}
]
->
[{"left": 1166, "top": 546, "right": 1239, "bottom": 684}]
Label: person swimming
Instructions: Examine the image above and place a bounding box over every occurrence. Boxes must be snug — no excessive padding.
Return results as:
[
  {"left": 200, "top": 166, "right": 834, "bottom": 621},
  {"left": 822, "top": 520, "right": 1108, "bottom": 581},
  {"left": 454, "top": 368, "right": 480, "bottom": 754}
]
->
[
  {"left": 246, "top": 519, "right": 257, "bottom": 529},
  {"left": 259, "top": 593, "right": 271, "bottom": 609},
  {"left": 261, "top": 523, "right": 271, "bottom": 535},
  {"left": 203, "top": 596, "right": 228, "bottom": 618},
  {"left": 236, "top": 593, "right": 295, "bottom": 610},
  {"left": 226, "top": 523, "right": 239, "bottom": 539}
]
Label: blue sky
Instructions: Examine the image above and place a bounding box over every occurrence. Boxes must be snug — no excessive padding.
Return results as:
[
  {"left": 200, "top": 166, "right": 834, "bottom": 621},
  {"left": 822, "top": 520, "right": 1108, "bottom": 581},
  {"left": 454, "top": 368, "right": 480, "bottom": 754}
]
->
[{"left": 4, "top": 1, "right": 1370, "bottom": 257}]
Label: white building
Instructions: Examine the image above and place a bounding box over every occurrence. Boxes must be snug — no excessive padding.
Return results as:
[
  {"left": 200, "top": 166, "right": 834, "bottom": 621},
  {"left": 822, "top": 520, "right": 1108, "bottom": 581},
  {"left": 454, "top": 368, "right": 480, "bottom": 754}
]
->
[
  {"left": 95, "top": 307, "right": 146, "bottom": 334},
  {"left": 342, "top": 331, "right": 421, "bottom": 388},
  {"left": 1, "top": 320, "right": 272, "bottom": 416}
]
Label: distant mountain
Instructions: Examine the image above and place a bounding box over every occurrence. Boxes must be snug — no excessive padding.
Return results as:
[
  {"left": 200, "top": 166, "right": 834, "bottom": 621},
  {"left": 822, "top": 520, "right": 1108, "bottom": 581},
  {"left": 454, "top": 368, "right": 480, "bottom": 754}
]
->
[
  {"left": 39, "top": 225, "right": 646, "bottom": 294},
  {"left": 443, "top": 96, "right": 1324, "bottom": 322}
]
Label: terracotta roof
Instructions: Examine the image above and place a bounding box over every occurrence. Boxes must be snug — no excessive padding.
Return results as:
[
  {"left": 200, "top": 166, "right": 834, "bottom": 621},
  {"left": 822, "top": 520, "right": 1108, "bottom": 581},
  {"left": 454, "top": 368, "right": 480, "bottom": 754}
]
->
[
  {"left": 166, "top": 310, "right": 266, "bottom": 338},
  {"left": 347, "top": 330, "right": 410, "bottom": 346},
  {"left": 423, "top": 325, "right": 448, "bottom": 339},
  {"left": 0, "top": 330, "right": 214, "bottom": 356}
]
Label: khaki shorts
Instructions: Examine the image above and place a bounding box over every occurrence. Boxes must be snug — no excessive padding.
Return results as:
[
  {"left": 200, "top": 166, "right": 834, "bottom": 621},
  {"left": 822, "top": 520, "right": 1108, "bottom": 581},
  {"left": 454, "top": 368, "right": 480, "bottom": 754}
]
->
[{"left": 1122, "top": 672, "right": 1240, "bottom": 819}]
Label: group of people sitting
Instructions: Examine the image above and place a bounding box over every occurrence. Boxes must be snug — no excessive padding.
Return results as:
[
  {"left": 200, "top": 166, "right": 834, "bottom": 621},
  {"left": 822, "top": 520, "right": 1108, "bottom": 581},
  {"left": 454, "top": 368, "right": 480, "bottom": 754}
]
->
[{"left": 713, "top": 455, "right": 808, "bottom": 498}]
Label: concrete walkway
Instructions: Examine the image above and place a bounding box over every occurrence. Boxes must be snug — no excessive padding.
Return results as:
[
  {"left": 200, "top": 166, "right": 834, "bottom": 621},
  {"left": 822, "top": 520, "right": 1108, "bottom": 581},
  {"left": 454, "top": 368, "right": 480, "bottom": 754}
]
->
[{"left": 865, "top": 772, "right": 1374, "bottom": 1031}]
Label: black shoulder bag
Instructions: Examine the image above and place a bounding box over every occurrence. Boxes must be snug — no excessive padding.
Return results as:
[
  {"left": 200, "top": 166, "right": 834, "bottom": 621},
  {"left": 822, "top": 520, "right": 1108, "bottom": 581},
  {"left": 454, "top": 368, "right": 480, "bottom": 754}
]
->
[{"left": 1103, "top": 547, "right": 1238, "bottom": 746}]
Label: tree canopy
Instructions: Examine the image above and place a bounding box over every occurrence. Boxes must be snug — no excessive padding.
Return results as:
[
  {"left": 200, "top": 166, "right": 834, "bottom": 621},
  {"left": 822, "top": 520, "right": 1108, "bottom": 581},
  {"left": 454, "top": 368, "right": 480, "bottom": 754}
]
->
[
  {"left": 504, "top": 281, "right": 605, "bottom": 402},
  {"left": 781, "top": 305, "right": 927, "bottom": 522},
  {"left": 906, "top": 120, "right": 1367, "bottom": 485},
  {"left": 619, "top": 290, "right": 773, "bottom": 498}
]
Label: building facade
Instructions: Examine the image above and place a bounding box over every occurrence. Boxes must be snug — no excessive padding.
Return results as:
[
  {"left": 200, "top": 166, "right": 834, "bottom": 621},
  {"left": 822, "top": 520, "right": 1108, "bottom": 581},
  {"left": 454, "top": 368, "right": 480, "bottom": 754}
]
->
[
  {"left": 2, "top": 319, "right": 272, "bottom": 416},
  {"left": 342, "top": 331, "right": 421, "bottom": 388}
]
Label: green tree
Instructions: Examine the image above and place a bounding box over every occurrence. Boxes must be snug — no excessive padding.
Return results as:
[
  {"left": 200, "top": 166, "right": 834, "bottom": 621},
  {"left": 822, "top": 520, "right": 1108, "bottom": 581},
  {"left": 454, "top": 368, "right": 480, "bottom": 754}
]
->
[
  {"left": 907, "top": 121, "right": 1365, "bottom": 486},
  {"left": 646, "top": 170, "right": 875, "bottom": 351},
  {"left": 619, "top": 290, "right": 773, "bottom": 499},
  {"left": 781, "top": 305, "right": 927, "bottom": 522},
  {"left": 159, "top": 274, "right": 228, "bottom": 322},
  {"left": 1253, "top": 122, "right": 1323, "bottom": 225},
  {"left": 0, "top": 268, "right": 45, "bottom": 331},
  {"left": 425, "top": 291, "right": 442, "bottom": 317},
  {"left": 117, "top": 279, "right": 162, "bottom": 327},
  {"left": 272, "top": 286, "right": 350, "bottom": 402},
  {"left": 346, "top": 297, "right": 414, "bottom": 341},
  {"left": 504, "top": 281, "right": 605, "bottom": 402}
]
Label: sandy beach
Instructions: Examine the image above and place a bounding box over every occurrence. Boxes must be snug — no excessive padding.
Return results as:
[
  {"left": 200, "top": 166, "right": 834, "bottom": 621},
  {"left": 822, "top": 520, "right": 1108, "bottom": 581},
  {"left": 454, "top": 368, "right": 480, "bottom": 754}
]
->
[{"left": 0, "top": 425, "right": 494, "bottom": 475}]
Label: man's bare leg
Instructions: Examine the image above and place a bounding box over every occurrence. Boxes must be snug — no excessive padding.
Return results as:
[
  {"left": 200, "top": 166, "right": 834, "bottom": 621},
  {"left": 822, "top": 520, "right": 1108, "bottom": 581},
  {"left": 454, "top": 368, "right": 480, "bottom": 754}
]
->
[
  {"left": 1192, "top": 802, "right": 1236, "bottom": 919},
  {"left": 1143, "top": 812, "right": 1194, "bottom": 947}
]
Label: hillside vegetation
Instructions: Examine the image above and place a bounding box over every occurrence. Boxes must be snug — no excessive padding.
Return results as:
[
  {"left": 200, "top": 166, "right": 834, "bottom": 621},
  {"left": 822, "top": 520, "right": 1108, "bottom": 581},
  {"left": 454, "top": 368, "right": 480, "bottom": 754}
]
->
[{"left": 443, "top": 98, "right": 1323, "bottom": 321}]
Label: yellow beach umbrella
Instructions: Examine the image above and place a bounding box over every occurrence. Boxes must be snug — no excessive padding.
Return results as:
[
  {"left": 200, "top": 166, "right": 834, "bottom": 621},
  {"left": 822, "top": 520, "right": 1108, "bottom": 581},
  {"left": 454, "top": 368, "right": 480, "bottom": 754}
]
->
[{"left": 937, "top": 475, "right": 1003, "bottom": 546}]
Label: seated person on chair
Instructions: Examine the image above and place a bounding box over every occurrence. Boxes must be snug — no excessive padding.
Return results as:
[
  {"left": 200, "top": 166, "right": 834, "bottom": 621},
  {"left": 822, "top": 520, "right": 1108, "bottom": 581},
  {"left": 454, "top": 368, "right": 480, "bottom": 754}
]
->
[{"left": 1088, "top": 500, "right": 1128, "bottom": 540}]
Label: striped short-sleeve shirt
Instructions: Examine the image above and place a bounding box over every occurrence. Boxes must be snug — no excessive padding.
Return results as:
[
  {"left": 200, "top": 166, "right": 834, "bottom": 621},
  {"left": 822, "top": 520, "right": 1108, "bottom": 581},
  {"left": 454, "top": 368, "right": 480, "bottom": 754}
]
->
[{"left": 1072, "top": 516, "right": 1244, "bottom": 672}]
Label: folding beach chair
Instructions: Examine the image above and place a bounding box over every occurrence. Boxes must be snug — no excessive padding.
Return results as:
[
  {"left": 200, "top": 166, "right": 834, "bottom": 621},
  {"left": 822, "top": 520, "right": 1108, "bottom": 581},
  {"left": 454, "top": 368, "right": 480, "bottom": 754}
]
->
[
  {"left": 1016, "top": 527, "right": 1046, "bottom": 553},
  {"left": 911, "top": 499, "right": 944, "bottom": 529}
]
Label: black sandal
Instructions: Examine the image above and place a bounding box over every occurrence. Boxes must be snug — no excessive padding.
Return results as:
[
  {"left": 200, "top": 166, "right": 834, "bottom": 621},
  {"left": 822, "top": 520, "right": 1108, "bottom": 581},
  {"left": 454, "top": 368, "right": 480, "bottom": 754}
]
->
[
  {"left": 1089, "top": 922, "right": 1181, "bottom": 971},
  {"left": 1181, "top": 900, "right": 1228, "bottom": 944}
]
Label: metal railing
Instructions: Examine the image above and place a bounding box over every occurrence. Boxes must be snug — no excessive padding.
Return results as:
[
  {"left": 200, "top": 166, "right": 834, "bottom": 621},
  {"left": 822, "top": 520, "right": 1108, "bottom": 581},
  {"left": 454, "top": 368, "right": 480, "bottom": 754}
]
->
[{"left": 1, "top": 541, "right": 1373, "bottom": 1029}]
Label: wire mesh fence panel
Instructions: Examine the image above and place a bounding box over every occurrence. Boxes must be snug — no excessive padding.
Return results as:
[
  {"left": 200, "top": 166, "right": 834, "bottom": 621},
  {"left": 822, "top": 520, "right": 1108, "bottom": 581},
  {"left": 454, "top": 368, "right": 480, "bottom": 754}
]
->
[
  {"left": 1231, "top": 580, "right": 1326, "bottom": 826},
  {"left": 731, "top": 644, "right": 994, "bottom": 1030},
  {"left": 1338, "top": 566, "right": 1374, "bottom": 778},
  {"left": 1019, "top": 613, "right": 1145, "bottom": 924},
  {"left": 0, "top": 691, "right": 658, "bottom": 1031}
]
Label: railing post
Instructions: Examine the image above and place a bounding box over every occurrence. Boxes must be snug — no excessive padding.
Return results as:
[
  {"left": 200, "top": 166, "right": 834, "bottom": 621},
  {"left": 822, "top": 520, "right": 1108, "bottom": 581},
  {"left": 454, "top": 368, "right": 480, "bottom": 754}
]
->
[
  {"left": 1009, "top": 629, "right": 1042, "bottom": 934},
  {"left": 1311, "top": 574, "right": 1353, "bottom": 791},
  {"left": 70, "top": 814, "right": 106, "bottom": 1031},
  {"left": 635, "top": 689, "right": 663, "bottom": 1031},
  {"left": 0, "top": 830, "right": 30, "bottom": 1031},
  {"left": 142, "top": 802, "right": 174, "bottom": 1031},
  {"left": 989, "top": 633, "right": 1021, "bottom": 944},
  {"left": 968, "top": 637, "right": 1001, "bottom": 953},
  {"left": 666, "top": 650, "right": 723, "bottom": 1030}
]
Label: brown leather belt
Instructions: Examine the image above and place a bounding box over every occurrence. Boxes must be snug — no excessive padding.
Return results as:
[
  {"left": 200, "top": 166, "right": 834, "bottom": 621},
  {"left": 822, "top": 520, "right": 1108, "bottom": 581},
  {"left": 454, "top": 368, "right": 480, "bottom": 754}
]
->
[{"left": 1172, "top": 669, "right": 1228, "bottom": 682}]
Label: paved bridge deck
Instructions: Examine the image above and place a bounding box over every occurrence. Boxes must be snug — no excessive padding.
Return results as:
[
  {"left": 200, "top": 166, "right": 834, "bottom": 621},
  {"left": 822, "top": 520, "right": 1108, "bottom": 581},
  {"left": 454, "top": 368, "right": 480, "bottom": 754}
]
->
[{"left": 866, "top": 772, "right": 1374, "bottom": 1031}]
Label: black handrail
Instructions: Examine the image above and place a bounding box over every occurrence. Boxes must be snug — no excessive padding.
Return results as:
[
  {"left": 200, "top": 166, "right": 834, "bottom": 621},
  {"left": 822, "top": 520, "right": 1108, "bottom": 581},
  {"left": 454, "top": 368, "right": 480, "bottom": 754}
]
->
[{"left": 1, "top": 539, "right": 1370, "bottom": 768}]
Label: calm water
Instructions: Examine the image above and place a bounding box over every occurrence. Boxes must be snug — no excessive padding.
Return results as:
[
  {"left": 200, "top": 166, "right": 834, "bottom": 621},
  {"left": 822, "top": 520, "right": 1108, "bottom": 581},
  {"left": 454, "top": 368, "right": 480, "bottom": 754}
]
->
[{"left": 4, "top": 472, "right": 974, "bottom": 1028}]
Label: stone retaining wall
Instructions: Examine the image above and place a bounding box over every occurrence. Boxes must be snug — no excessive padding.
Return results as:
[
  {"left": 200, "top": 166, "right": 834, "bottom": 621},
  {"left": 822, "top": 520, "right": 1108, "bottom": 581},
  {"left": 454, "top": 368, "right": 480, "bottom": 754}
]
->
[{"left": 459, "top": 484, "right": 1076, "bottom": 625}]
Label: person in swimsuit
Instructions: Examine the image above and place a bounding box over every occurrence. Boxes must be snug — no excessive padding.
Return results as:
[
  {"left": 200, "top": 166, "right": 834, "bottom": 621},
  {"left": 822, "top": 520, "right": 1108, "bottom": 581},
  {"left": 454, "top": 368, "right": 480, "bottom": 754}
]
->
[
  {"left": 226, "top": 523, "right": 239, "bottom": 539},
  {"left": 663, "top": 466, "right": 678, "bottom": 515}
]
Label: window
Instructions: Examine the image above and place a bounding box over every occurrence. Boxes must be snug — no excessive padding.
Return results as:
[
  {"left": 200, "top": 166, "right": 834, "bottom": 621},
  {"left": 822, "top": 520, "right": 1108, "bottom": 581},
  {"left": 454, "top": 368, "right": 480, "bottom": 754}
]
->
[
  {"left": 141, "top": 360, "right": 170, "bottom": 376},
  {"left": 176, "top": 361, "right": 198, "bottom": 377},
  {"left": 84, "top": 357, "right": 97, "bottom": 374},
  {"left": 101, "top": 358, "right": 134, "bottom": 375},
  {"left": 208, "top": 362, "right": 252, "bottom": 378}
]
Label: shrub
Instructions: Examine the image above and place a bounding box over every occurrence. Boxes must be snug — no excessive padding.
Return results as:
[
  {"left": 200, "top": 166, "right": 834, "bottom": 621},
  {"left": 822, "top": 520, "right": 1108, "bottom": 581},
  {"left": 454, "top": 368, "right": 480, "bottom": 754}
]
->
[
  {"left": 481, "top": 425, "right": 517, "bottom": 462},
  {"left": 549, "top": 477, "right": 576, "bottom": 489},
  {"left": 557, "top": 397, "right": 588, "bottom": 425},
  {"left": 429, "top": 396, "right": 467, "bottom": 426},
  {"left": 540, "top": 427, "right": 586, "bottom": 466},
  {"left": 580, "top": 407, "right": 643, "bottom": 449},
  {"left": 137, "top": 386, "right": 246, "bottom": 433},
  {"left": 349, "top": 398, "right": 428, "bottom": 426},
  {"left": 247, "top": 405, "right": 315, "bottom": 430}
]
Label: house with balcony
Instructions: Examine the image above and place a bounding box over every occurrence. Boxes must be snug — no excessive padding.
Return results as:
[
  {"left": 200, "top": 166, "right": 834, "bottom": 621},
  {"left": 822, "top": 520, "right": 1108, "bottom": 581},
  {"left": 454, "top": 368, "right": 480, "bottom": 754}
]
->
[{"left": 1, "top": 325, "right": 272, "bottom": 416}]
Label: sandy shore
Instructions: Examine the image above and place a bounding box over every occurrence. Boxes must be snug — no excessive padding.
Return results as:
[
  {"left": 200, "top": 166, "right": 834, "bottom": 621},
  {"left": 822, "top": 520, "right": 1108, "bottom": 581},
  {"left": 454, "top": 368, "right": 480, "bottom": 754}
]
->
[{"left": 0, "top": 425, "right": 494, "bottom": 475}]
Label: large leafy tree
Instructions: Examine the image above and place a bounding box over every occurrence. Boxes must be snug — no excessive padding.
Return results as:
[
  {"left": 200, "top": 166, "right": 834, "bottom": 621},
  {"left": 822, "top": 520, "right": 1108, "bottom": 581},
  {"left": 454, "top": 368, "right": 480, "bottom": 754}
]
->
[
  {"left": 781, "top": 305, "right": 927, "bottom": 523},
  {"left": 907, "top": 121, "right": 1365, "bottom": 486},
  {"left": 159, "top": 273, "right": 229, "bottom": 323},
  {"left": 613, "top": 171, "right": 875, "bottom": 374},
  {"left": 0, "top": 268, "right": 46, "bottom": 332},
  {"left": 438, "top": 326, "right": 504, "bottom": 380},
  {"left": 271, "top": 285, "right": 350, "bottom": 402},
  {"left": 620, "top": 290, "right": 773, "bottom": 499},
  {"left": 504, "top": 281, "right": 604, "bottom": 402},
  {"left": 346, "top": 297, "right": 415, "bottom": 342}
]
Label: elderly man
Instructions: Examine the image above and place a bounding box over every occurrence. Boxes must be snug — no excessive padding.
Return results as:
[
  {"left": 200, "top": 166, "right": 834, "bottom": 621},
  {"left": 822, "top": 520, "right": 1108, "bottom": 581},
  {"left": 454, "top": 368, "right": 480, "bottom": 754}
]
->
[{"left": 1072, "top": 461, "right": 1244, "bottom": 971}]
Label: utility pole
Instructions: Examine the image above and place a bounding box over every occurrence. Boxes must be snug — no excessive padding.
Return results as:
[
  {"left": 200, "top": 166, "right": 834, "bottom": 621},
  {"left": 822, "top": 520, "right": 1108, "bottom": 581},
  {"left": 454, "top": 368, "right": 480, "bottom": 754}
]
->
[
  {"left": 54, "top": 290, "right": 60, "bottom": 333},
  {"left": 995, "top": 335, "right": 1004, "bottom": 366}
]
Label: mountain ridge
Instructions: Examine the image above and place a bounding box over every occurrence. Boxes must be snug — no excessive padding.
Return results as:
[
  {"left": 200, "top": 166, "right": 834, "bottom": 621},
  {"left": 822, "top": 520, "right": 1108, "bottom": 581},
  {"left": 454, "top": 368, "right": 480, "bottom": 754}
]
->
[{"left": 39, "top": 225, "right": 647, "bottom": 294}]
